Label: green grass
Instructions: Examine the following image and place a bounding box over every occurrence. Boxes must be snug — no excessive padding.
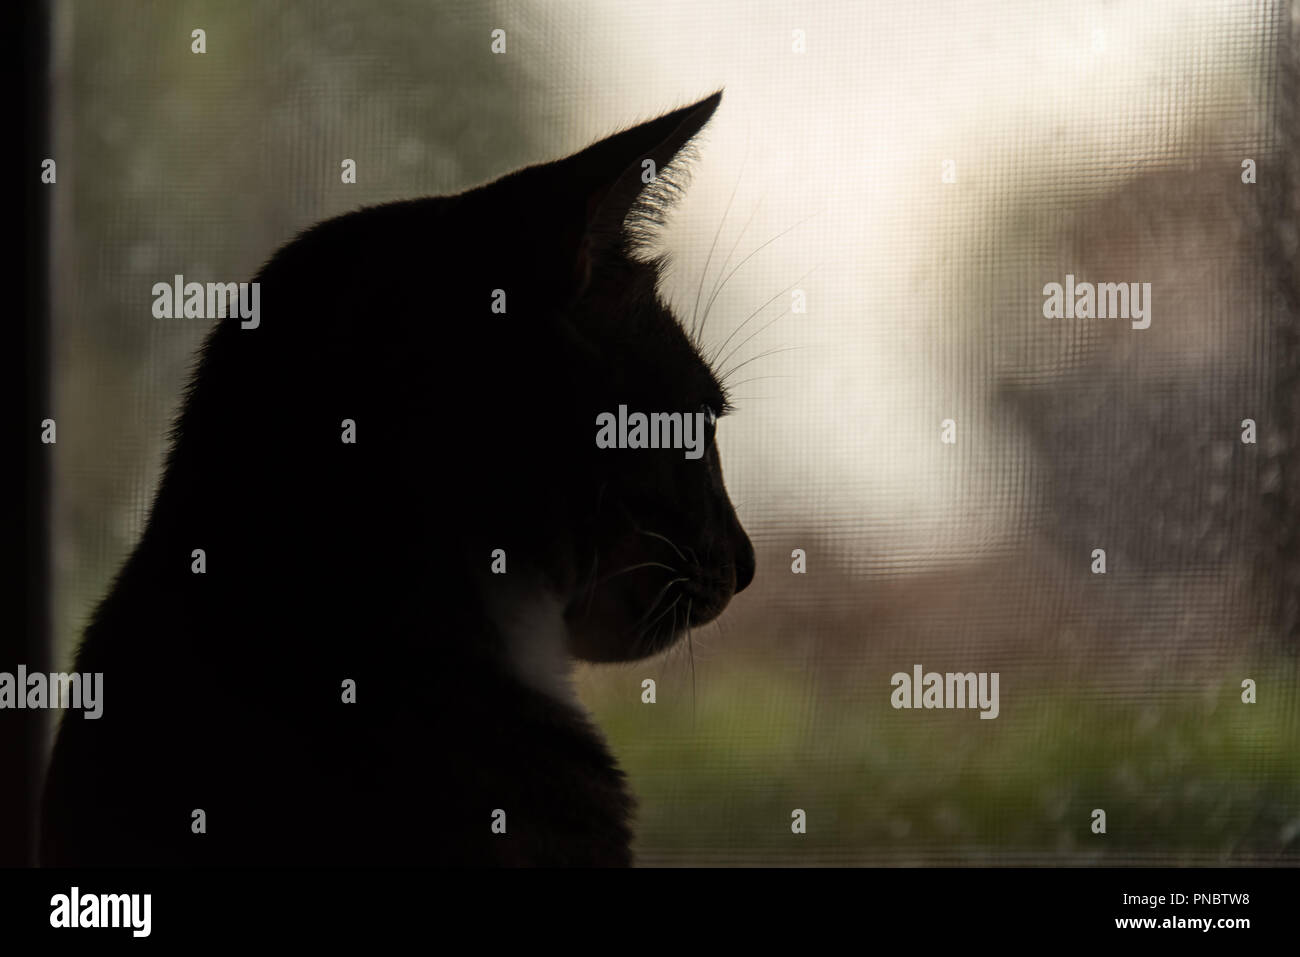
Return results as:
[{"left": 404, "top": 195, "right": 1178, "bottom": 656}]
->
[{"left": 580, "top": 662, "right": 1300, "bottom": 865}]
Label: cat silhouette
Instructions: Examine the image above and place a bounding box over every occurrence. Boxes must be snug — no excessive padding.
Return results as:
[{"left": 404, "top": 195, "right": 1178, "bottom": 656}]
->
[{"left": 40, "top": 91, "right": 754, "bottom": 867}]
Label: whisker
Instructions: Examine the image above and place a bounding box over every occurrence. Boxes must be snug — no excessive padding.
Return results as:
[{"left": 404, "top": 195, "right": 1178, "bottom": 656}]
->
[
  {"left": 655, "top": 603, "right": 677, "bottom": 665},
  {"left": 636, "top": 528, "right": 688, "bottom": 564},
  {"left": 719, "top": 346, "right": 805, "bottom": 383},
  {"left": 717, "top": 307, "right": 791, "bottom": 372},
  {"left": 631, "top": 578, "right": 689, "bottom": 632},
  {"left": 636, "top": 594, "right": 683, "bottom": 650},
  {"left": 698, "top": 196, "right": 765, "bottom": 342},
  {"left": 709, "top": 263, "right": 818, "bottom": 369},
  {"left": 595, "top": 561, "right": 678, "bottom": 584},
  {"left": 698, "top": 209, "right": 823, "bottom": 337},
  {"left": 690, "top": 135, "right": 750, "bottom": 342},
  {"left": 720, "top": 374, "right": 796, "bottom": 390},
  {"left": 686, "top": 598, "right": 696, "bottom": 726}
]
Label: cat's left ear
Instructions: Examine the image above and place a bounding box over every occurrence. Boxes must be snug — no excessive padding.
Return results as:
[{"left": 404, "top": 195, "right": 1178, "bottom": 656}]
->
[{"left": 555, "top": 91, "right": 722, "bottom": 289}]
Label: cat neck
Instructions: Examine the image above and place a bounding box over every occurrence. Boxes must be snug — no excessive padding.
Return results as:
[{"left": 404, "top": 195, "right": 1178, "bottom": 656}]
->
[{"left": 482, "top": 577, "right": 581, "bottom": 711}]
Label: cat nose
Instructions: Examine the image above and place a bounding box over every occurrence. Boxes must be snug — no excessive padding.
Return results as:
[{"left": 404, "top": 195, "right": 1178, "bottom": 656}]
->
[{"left": 733, "top": 533, "right": 755, "bottom": 593}]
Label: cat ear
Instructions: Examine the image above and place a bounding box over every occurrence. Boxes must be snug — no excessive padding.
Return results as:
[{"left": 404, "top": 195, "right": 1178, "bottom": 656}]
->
[
  {"left": 550, "top": 91, "right": 722, "bottom": 289},
  {"left": 575, "top": 90, "right": 721, "bottom": 243}
]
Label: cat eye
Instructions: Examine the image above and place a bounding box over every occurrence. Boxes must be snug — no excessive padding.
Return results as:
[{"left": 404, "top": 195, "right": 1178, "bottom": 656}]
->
[{"left": 701, "top": 403, "right": 719, "bottom": 443}]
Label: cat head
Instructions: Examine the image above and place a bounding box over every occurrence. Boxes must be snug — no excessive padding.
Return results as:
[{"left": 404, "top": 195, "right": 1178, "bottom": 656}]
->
[{"left": 219, "top": 92, "right": 752, "bottom": 666}]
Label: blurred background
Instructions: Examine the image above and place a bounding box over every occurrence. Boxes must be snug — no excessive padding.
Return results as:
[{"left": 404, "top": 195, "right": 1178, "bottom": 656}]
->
[{"left": 49, "top": 0, "right": 1299, "bottom": 863}]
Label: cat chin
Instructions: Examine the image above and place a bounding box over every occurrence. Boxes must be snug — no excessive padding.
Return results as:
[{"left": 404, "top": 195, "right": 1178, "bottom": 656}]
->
[
  {"left": 565, "top": 608, "right": 716, "bottom": 664},
  {"left": 560, "top": 578, "right": 738, "bottom": 664}
]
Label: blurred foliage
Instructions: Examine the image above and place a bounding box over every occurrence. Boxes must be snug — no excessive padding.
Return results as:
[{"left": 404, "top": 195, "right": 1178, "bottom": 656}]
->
[{"left": 583, "top": 659, "right": 1300, "bottom": 864}]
